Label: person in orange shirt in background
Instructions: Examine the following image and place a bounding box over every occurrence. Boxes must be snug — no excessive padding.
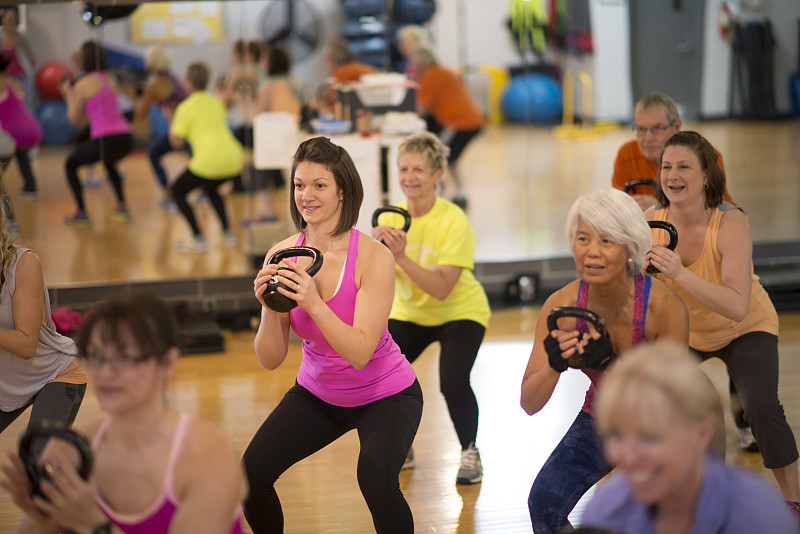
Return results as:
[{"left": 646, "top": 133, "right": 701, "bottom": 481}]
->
[
  {"left": 317, "top": 41, "right": 378, "bottom": 115},
  {"left": 612, "top": 92, "right": 733, "bottom": 211},
  {"left": 412, "top": 47, "right": 484, "bottom": 210},
  {"left": 326, "top": 41, "right": 379, "bottom": 84}
]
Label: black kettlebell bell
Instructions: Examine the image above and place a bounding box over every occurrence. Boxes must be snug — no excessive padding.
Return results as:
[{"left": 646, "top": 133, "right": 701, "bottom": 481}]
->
[
  {"left": 262, "top": 246, "right": 323, "bottom": 312},
  {"left": 622, "top": 178, "right": 657, "bottom": 194},
  {"left": 646, "top": 220, "right": 678, "bottom": 274},
  {"left": 371, "top": 206, "right": 411, "bottom": 246},
  {"left": 19, "top": 422, "right": 93, "bottom": 503},
  {"left": 546, "top": 306, "right": 608, "bottom": 369}
]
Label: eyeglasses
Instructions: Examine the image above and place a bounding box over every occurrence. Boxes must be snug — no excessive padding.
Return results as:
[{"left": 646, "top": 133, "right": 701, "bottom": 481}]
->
[
  {"left": 632, "top": 122, "right": 674, "bottom": 137},
  {"left": 84, "top": 352, "right": 149, "bottom": 372}
]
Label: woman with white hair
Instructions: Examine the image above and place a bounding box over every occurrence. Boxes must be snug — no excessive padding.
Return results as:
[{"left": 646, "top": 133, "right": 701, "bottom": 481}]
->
[
  {"left": 582, "top": 340, "right": 797, "bottom": 533},
  {"left": 520, "top": 188, "right": 689, "bottom": 533}
]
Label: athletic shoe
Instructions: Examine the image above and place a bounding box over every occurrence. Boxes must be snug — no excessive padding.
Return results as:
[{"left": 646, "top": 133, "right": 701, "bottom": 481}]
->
[
  {"left": 64, "top": 211, "right": 91, "bottom": 228},
  {"left": 159, "top": 198, "right": 177, "bottom": 213},
  {"left": 456, "top": 443, "right": 482, "bottom": 485},
  {"left": 738, "top": 427, "right": 760, "bottom": 452},
  {"left": 110, "top": 206, "right": 131, "bottom": 223},
  {"left": 19, "top": 190, "right": 38, "bottom": 201},
  {"left": 241, "top": 215, "right": 279, "bottom": 228},
  {"left": 786, "top": 500, "right": 800, "bottom": 521},
  {"left": 82, "top": 173, "right": 101, "bottom": 188},
  {"left": 401, "top": 447, "right": 415, "bottom": 471},
  {"left": 176, "top": 236, "right": 208, "bottom": 253},
  {"left": 222, "top": 230, "right": 238, "bottom": 247}
]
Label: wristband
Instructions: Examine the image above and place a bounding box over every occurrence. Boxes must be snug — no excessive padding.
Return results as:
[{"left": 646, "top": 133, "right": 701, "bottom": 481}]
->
[{"left": 543, "top": 334, "right": 568, "bottom": 373}]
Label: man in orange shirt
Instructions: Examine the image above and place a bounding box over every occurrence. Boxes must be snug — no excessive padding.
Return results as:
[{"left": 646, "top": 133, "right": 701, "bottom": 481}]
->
[
  {"left": 612, "top": 92, "right": 733, "bottom": 211},
  {"left": 412, "top": 47, "right": 484, "bottom": 209}
]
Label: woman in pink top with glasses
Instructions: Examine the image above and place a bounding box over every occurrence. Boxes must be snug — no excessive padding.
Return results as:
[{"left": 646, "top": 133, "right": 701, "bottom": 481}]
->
[{"left": 0, "top": 292, "right": 248, "bottom": 534}]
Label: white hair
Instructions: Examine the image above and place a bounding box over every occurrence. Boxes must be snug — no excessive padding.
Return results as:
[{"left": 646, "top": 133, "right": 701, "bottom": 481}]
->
[{"left": 565, "top": 188, "right": 652, "bottom": 275}]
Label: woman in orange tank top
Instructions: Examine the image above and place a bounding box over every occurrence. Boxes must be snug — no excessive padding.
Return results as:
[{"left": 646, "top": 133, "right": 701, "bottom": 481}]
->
[{"left": 645, "top": 130, "right": 800, "bottom": 519}]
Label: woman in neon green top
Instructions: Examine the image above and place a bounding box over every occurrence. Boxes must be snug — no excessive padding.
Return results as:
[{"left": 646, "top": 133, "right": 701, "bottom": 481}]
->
[
  {"left": 169, "top": 61, "right": 243, "bottom": 253},
  {"left": 371, "top": 131, "right": 490, "bottom": 485}
]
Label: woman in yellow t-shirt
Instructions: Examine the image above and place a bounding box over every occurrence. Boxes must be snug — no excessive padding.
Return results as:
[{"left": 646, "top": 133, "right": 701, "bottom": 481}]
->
[
  {"left": 371, "top": 131, "right": 490, "bottom": 485},
  {"left": 169, "top": 62, "right": 243, "bottom": 253}
]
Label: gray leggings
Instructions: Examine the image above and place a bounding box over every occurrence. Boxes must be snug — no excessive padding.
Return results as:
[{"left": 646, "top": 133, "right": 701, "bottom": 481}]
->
[
  {"left": 693, "top": 331, "right": 798, "bottom": 469},
  {"left": 0, "top": 381, "right": 86, "bottom": 456}
]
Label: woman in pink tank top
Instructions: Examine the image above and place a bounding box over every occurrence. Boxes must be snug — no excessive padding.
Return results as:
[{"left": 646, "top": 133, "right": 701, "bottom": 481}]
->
[
  {"left": 59, "top": 40, "right": 133, "bottom": 228},
  {"left": 646, "top": 130, "right": 800, "bottom": 518},
  {"left": 520, "top": 188, "right": 689, "bottom": 533},
  {"left": 0, "top": 293, "right": 247, "bottom": 534},
  {"left": 244, "top": 137, "right": 422, "bottom": 533}
]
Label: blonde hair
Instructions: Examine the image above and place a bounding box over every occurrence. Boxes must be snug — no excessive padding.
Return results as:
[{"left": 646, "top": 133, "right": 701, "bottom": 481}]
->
[
  {"left": 411, "top": 47, "right": 437, "bottom": 70},
  {"left": 144, "top": 45, "right": 172, "bottom": 73},
  {"left": 397, "top": 25, "right": 431, "bottom": 55},
  {"left": 594, "top": 341, "right": 722, "bottom": 438},
  {"left": 0, "top": 170, "right": 18, "bottom": 290},
  {"left": 398, "top": 131, "right": 449, "bottom": 172},
  {"left": 565, "top": 188, "right": 652, "bottom": 275}
]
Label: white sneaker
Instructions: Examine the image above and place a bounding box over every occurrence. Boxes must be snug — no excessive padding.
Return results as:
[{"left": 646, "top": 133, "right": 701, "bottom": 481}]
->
[
  {"left": 222, "top": 230, "right": 238, "bottom": 247},
  {"left": 176, "top": 236, "right": 208, "bottom": 253},
  {"left": 738, "top": 427, "right": 759, "bottom": 452},
  {"left": 401, "top": 446, "right": 415, "bottom": 470},
  {"left": 456, "top": 442, "right": 482, "bottom": 485}
]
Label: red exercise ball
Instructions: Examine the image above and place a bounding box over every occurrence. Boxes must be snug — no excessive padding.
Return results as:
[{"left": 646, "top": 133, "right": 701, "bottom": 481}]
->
[{"left": 36, "top": 61, "right": 73, "bottom": 100}]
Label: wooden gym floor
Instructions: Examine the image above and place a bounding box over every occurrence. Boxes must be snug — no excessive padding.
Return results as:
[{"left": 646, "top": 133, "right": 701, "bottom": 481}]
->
[{"left": 1, "top": 119, "right": 800, "bottom": 532}]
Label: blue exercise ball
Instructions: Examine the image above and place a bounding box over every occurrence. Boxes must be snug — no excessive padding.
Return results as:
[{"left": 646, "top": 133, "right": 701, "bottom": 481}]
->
[
  {"left": 37, "top": 101, "right": 77, "bottom": 145},
  {"left": 149, "top": 104, "right": 169, "bottom": 140},
  {"left": 501, "top": 74, "right": 563, "bottom": 123}
]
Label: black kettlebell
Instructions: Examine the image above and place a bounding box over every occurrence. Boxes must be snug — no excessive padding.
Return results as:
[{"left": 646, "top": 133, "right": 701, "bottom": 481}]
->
[
  {"left": 262, "top": 246, "right": 323, "bottom": 312},
  {"left": 371, "top": 206, "right": 411, "bottom": 246},
  {"left": 622, "top": 178, "right": 657, "bottom": 194},
  {"left": 19, "top": 422, "right": 93, "bottom": 503},
  {"left": 546, "top": 306, "right": 608, "bottom": 369},
  {"left": 646, "top": 220, "right": 678, "bottom": 274}
]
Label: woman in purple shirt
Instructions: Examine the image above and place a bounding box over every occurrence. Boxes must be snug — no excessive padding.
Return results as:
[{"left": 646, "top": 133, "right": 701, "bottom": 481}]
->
[
  {"left": 244, "top": 137, "right": 422, "bottom": 533},
  {"left": 582, "top": 340, "right": 798, "bottom": 534}
]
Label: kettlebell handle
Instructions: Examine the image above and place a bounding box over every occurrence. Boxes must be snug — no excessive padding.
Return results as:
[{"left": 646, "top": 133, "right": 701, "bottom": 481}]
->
[
  {"left": 19, "top": 423, "right": 93, "bottom": 502},
  {"left": 262, "top": 246, "right": 324, "bottom": 312},
  {"left": 371, "top": 206, "right": 412, "bottom": 233},
  {"left": 546, "top": 306, "right": 607, "bottom": 338},
  {"left": 646, "top": 221, "right": 678, "bottom": 274},
  {"left": 266, "top": 246, "right": 323, "bottom": 276},
  {"left": 623, "top": 178, "right": 657, "bottom": 194}
]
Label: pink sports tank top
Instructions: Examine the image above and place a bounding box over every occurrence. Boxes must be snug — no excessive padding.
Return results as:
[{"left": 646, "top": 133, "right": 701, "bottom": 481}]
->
[
  {"left": 0, "top": 87, "right": 42, "bottom": 148},
  {"left": 577, "top": 273, "right": 651, "bottom": 415},
  {"left": 84, "top": 73, "right": 131, "bottom": 139},
  {"left": 290, "top": 229, "right": 416, "bottom": 406},
  {"left": 92, "top": 413, "right": 246, "bottom": 534}
]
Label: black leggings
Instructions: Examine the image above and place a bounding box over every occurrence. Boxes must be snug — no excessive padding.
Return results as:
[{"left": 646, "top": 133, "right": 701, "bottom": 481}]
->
[
  {"left": 242, "top": 380, "right": 423, "bottom": 534},
  {"left": 0, "top": 381, "right": 86, "bottom": 456},
  {"left": 693, "top": 331, "right": 799, "bottom": 469},
  {"left": 1, "top": 147, "right": 37, "bottom": 193},
  {"left": 389, "top": 319, "right": 485, "bottom": 449},
  {"left": 171, "top": 169, "right": 236, "bottom": 236},
  {"left": 65, "top": 133, "right": 133, "bottom": 212}
]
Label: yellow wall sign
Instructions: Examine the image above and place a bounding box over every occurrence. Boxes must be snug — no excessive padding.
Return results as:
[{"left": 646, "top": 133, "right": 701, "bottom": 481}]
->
[{"left": 130, "top": 2, "right": 225, "bottom": 44}]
